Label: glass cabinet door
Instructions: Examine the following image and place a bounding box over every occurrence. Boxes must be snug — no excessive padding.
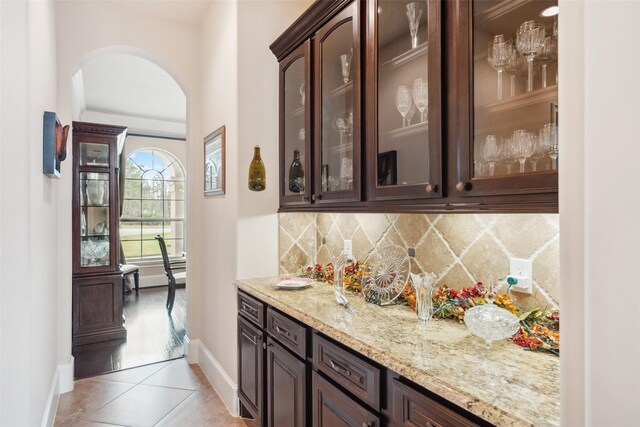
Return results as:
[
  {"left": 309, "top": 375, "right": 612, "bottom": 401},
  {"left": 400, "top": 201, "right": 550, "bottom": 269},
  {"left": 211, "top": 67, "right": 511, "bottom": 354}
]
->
[
  {"left": 457, "top": 0, "right": 558, "bottom": 198},
  {"left": 366, "top": 0, "right": 442, "bottom": 201},
  {"left": 314, "top": 1, "right": 361, "bottom": 203},
  {"left": 79, "top": 172, "right": 111, "bottom": 267},
  {"left": 280, "top": 40, "right": 311, "bottom": 205}
]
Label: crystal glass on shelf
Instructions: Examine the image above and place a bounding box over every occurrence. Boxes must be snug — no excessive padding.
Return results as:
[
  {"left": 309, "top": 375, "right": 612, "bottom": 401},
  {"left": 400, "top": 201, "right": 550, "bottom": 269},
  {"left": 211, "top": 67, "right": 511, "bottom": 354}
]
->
[
  {"left": 481, "top": 135, "right": 501, "bottom": 176},
  {"left": 406, "top": 2, "right": 423, "bottom": 49},
  {"left": 516, "top": 21, "right": 546, "bottom": 92},
  {"left": 340, "top": 53, "right": 352, "bottom": 84},
  {"left": 536, "top": 36, "right": 557, "bottom": 89},
  {"left": 540, "top": 123, "right": 559, "bottom": 169},
  {"left": 487, "top": 35, "right": 513, "bottom": 100},
  {"left": 395, "top": 85, "right": 412, "bottom": 127},
  {"left": 298, "top": 128, "right": 305, "bottom": 142},
  {"left": 405, "top": 103, "right": 416, "bottom": 126},
  {"left": 410, "top": 272, "right": 436, "bottom": 322},
  {"left": 505, "top": 50, "right": 525, "bottom": 98},
  {"left": 530, "top": 133, "right": 548, "bottom": 172},
  {"left": 512, "top": 130, "right": 534, "bottom": 173},
  {"left": 81, "top": 239, "right": 109, "bottom": 264},
  {"left": 501, "top": 138, "right": 518, "bottom": 174},
  {"left": 412, "top": 78, "right": 428, "bottom": 123},
  {"left": 333, "top": 113, "right": 349, "bottom": 145},
  {"left": 464, "top": 277, "right": 520, "bottom": 348}
]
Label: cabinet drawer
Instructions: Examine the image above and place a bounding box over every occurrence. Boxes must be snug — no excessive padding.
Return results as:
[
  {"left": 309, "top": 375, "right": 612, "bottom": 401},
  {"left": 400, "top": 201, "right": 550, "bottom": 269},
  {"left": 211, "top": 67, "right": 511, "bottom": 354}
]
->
[
  {"left": 266, "top": 308, "right": 307, "bottom": 359},
  {"left": 392, "top": 379, "right": 479, "bottom": 427},
  {"left": 312, "top": 333, "right": 380, "bottom": 411},
  {"left": 238, "top": 291, "right": 265, "bottom": 328},
  {"left": 312, "top": 371, "right": 379, "bottom": 427}
]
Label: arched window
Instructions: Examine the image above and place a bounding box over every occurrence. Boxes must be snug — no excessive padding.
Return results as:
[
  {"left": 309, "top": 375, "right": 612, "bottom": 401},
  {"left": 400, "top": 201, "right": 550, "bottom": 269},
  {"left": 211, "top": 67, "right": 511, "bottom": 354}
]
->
[{"left": 121, "top": 149, "right": 185, "bottom": 260}]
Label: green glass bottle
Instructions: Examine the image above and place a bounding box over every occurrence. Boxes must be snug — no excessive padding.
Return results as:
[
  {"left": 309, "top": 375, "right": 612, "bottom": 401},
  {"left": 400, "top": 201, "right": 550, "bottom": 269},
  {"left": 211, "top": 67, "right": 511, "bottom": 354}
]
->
[{"left": 248, "top": 145, "right": 266, "bottom": 191}]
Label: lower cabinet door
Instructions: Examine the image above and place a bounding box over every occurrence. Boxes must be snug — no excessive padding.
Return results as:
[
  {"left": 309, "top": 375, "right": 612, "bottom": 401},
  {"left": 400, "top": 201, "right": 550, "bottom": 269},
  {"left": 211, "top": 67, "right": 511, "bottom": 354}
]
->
[
  {"left": 266, "top": 337, "right": 306, "bottom": 427},
  {"left": 312, "top": 371, "right": 379, "bottom": 427},
  {"left": 238, "top": 316, "right": 264, "bottom": 424}
]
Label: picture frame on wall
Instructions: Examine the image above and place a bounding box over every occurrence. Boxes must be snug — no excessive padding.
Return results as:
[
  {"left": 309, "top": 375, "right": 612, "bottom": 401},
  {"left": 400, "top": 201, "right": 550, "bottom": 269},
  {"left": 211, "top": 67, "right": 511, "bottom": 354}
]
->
[{"left": 204, "top": 125, "right": 225, "bottom": 196}]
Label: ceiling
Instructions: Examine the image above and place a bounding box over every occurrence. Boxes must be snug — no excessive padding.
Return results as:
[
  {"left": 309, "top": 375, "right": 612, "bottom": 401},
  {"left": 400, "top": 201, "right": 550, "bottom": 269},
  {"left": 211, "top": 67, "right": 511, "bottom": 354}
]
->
[{"left": 75, "top": 53, "right": 187, "bottom": 137}]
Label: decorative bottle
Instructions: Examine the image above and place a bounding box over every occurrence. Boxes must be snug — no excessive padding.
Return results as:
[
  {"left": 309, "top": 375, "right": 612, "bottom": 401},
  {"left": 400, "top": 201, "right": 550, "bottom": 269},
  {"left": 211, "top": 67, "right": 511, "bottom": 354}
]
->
[
  {"left": 248, "top": 145, "right": 266, "bottom": 191},
  {"left": 288, "top": 149, "right": 304, "bottom": 193}
]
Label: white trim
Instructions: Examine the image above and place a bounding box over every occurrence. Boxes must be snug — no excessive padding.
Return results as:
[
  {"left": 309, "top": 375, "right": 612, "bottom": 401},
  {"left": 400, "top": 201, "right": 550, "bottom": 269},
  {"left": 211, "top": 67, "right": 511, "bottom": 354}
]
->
[
  {"left": 58, "top": 357, "right": 74, "bottom": 394},
  {"left": 41, "top": 368, "right": 60, "bottom": 427},
  {"left": 191, "top": 339, "right": 239, "bottom": 417},
  {"left": 139, "top": 274, "right": 168, "bottom": 288}
]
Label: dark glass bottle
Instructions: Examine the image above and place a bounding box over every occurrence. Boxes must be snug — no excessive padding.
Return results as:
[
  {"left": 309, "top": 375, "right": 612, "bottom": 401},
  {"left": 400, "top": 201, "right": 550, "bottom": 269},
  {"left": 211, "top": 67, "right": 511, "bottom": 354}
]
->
[
  {"left": 288, "top": 149, "right": 305, "bottom": 193},
  {"left": 248, "top": 145, "right": 266, "bottom": 191}
]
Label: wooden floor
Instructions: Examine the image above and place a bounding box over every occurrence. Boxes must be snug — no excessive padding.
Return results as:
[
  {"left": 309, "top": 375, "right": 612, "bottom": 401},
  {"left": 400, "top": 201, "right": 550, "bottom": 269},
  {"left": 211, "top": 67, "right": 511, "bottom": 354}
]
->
[{"left": 73, "top": 287, "right": 186, "bottom": 379}]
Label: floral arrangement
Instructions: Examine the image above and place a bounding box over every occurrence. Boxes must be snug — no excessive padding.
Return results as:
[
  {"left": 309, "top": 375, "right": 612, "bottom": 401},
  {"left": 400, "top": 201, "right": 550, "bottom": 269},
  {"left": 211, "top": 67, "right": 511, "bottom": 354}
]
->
[{"left": 298, "top": 262, "right": 560, "bottom": 356}]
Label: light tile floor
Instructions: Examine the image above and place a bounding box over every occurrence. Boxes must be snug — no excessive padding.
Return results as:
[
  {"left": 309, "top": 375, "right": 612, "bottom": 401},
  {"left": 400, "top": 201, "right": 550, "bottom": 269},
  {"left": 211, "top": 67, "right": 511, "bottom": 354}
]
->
[{"left": 55, "top": 358, "right": 249, "bottom": 427}]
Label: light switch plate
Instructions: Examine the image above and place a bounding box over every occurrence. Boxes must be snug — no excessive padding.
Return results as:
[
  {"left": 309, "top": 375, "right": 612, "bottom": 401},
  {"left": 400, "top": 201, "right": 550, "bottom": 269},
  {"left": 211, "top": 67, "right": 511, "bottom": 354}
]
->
[
  {"left": 343, "top": 240, "right": 353, "bottom": 260},
  {"left": 509, "top": 257, "right": 533, "bottom": 294}
]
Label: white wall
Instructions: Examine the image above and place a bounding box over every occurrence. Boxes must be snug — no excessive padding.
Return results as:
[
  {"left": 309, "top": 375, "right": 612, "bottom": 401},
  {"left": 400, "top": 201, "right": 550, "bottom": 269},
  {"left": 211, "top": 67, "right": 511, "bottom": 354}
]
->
[
  {"left": 562, "top": 0, "right": 640, "bottom": 425},
  {"left": 54, "top": 0, "right": 200, "bottom": 380},
  {"left": 0, "top": 0, "right": 60, "bottom": 425},
  {"left": 196, "top": 0, "right": 312, "bottom": 413}
]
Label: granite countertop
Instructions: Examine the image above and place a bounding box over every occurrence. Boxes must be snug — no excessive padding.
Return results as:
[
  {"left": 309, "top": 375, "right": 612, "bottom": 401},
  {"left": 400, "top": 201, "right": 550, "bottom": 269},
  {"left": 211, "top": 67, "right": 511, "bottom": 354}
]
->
[{"left": 235, "top": 276, "right": 560, "bottom": 427}]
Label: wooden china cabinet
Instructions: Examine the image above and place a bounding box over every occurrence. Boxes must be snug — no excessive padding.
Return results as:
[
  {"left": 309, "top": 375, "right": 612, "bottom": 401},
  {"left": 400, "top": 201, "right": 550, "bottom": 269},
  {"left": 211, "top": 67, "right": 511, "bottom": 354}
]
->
[
  {"left": 72, "top": 121, "right": 127, "bottom": 347},
  {"left": 271, "top": 0, "right": 559, "bottom": 212}
]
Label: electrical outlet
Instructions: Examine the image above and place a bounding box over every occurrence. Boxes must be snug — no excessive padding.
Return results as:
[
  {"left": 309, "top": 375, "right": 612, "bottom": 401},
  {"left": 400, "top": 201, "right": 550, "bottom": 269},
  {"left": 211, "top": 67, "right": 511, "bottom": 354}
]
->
[
  {"left": 343, "top": 240, "right": 353, "bottom": 260},
  {"left": 509, "top": 258, "right": 533, "bottom": 294}
]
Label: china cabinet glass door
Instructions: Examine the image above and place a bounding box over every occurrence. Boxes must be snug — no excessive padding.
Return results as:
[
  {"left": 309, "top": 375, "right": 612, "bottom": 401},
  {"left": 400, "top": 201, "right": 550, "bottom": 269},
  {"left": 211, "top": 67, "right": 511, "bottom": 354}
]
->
[
  {"left": 314, "top": 1, "right": 361, "bottom": 203},
  {"left": 280, "top": 41, "right": 311, "bottom": 205},
  {"left": 456, "top": 0, "right": 558, "bottom": 198},
  {"left": 80, "top": 172, "right": 111, "bottom": 267},
  {"left": 366, "top": 0, "right": 442, "bottom": 201}
]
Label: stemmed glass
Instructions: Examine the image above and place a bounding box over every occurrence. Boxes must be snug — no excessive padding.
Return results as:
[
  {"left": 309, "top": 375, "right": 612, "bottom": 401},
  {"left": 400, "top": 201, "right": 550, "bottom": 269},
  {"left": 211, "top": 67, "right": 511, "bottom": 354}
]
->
[
  {"left": 412, "top": 78, "right": 428, "bottom": 123},
  {"left": 516, "top": 21, "right": 546, "bottom": 92},
  {"left": 530, "top": 133, "right": 547, "bottom": 172},
  {"left": 505, "top": 50, "right": 524, "bottom": 97},
  {"left": 396, "top": 85, "right": 412, "bottom": 127},
  {"left": 501, "top": 138, "right": 518, "bottom": 174},
  {"left": 487, "top": 35, "right": 513, "bottom": 100},
  {"left": 481, "top": 135, "right": 501, "bottom": 176},
  {"left": 340, "top": 52, "right": 352, "bottom": 84},
  {"left": 406, "top": 103, "right": 416, "bottom": 126},
  {"left": 512, "top": 130, "right": 534, "bottom": 173},
  {"left": 536, "top": 36, "right": 557, "bottom": 89},
  {"left": 333, "top": 113, "right": 349, "bottom": 145},
  {"left": 540, "top": 123, "right": 559, "bottom": 169},
  {"left": 406, "top": 3, "right": 422, "bottom": 49}
]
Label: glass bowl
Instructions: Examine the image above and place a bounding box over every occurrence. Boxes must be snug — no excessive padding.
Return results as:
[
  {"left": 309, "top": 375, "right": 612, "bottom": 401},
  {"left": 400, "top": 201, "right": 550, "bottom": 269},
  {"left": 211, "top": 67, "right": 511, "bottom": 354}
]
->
[{"left": 464, "top": 303, "right": 520, "bottom": 348}]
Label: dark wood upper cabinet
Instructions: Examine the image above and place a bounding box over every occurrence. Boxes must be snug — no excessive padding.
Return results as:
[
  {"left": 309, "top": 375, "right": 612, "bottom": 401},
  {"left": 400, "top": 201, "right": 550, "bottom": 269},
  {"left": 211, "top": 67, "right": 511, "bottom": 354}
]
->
[
  {"left": 449, "top": 0, "right": 558, "bottom": 206},
  {"left": 365, "top": 0, "right": 443, "bottom": 203},
  {"left": 272, "top": 0, "right": 559, "bottom": 213},
  {"left": 314, "top": 1, "right": 362, "bottom": 205}
]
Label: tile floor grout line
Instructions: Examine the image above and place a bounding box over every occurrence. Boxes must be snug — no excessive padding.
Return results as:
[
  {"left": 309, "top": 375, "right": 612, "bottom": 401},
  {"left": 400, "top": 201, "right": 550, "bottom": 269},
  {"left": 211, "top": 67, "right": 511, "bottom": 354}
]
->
[{"left": 151, "top": 389, "right": 197, "bottom": 427}]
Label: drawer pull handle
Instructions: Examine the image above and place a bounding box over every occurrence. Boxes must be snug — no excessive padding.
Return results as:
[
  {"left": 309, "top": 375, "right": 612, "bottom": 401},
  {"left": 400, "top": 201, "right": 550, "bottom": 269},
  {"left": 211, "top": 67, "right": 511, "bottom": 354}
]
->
[
  {"left": 275, "top": 325, "right": 290, "bottom": 337},
  {"left": 329, "top": 359, "right": 352, "bottom": 377},
  {"left": 246, "top": 334, "right": 260, "bottom": 345},
  {"left": 241, "top": 302, "right": 258, "bottom": 316}
]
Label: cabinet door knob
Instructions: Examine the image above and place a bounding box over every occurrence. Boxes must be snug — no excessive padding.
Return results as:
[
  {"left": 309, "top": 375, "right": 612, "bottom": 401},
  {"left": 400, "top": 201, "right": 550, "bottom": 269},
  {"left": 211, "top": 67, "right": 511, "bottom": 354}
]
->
[
  {"left": 425, "top": 183, "right": 436, "bottom": 193},
  {"left": 311, "top": 194, "right": 316, "bottom": 201},
  {"left": 456, "top": 181, "right": 471, "bottom": 192}
]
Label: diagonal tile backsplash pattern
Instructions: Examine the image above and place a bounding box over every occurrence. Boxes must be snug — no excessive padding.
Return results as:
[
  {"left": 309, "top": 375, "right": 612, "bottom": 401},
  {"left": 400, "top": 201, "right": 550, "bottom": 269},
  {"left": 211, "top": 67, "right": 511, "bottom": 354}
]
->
[{"left": 279, "top": 213, "right": 559, "bottom": 309}]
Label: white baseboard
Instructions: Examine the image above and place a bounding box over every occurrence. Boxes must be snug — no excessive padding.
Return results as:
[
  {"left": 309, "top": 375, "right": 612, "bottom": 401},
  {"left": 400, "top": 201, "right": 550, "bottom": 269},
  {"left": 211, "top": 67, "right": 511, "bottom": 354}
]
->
[
  {"left": 41, "top": 368, "right": 60, "bottom": 427},
  {"left": 138, "top": 274, "right": 167, "bottom": 288},
  {"left": 58, "top": 357, "right": 74, "bottom": 394},
  {"left": 189, "top": 339, "right": 238, "bottom": 417}
]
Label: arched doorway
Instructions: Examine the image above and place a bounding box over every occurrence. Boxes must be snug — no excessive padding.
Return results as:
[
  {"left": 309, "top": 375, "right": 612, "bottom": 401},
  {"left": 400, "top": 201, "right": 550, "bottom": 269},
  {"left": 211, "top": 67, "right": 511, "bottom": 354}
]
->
[{"left": 71, "top": 52, "right": 190, "bottom": 377}]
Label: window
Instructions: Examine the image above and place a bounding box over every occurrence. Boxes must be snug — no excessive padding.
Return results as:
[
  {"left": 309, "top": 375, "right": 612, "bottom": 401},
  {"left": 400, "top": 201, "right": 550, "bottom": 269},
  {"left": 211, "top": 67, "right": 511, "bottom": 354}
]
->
[{"left": 121, "top": 149, "right": 185, "bottom": 260}]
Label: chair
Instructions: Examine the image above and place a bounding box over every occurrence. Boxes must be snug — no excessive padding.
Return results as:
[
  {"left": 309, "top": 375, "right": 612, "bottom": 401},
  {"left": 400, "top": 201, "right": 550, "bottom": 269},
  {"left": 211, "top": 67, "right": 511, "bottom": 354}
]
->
[
  {"left": 155, "top": 235, "right": 186, "bottom": 314},
  {"left": 121, "top": 264, "right": 140, "bottom": 296}
]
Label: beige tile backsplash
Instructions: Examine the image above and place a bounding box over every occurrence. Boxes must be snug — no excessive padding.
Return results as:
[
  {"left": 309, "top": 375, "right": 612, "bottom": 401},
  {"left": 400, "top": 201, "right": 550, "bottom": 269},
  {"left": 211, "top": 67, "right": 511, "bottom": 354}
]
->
[{"left": 279, "top": 213, "right": 559, "bottom": 309}]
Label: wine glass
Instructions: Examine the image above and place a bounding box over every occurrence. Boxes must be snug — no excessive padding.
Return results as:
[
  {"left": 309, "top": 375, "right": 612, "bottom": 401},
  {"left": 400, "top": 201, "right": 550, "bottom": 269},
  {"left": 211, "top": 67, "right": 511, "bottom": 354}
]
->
[
  {"left": 406, "top": 3, "right": 423, "bottom": 49},
  {"left": 481, "top": 135, "right": 501, "bottom": 176},
  {"left": 340, "top": 53, "right": 352, "bottom": 84},
  {"left": 541, "top": 123, "right": 559, "bottom": 169},
  {"left": 516, "top": 21, "right": 546, "bottom": 92},
  {"left": 536, "top": 35, "right": 557, "bottom": 89},
  {"left": 530, "top": 133, "right": 547, "bottom": 172},
  {"left": 406, "top": 103, "right": 416, "bottom": 126},
  {"left": 487, "top": 35, "right": 513, "bottom": 100},
  {"left": 501, "top": 138, "right": 518, "bottom": 174},
  {"left": 298, "top": 128, "right": 305, "bottom": 142},
  {"left": 505, "top": 49, "right": 524, "bottom": 97},
  {"left": 412, "top": 78, "right": 428, "bottom": 123},
  {"left": 396, "top": 85, "right": 412, "bottom": 127},
  {"left": 333, "top": 113, "right": 349, "bottom": 145},
  {"left": 512, "top": 130, "right": 534, "bottom": 173}
]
